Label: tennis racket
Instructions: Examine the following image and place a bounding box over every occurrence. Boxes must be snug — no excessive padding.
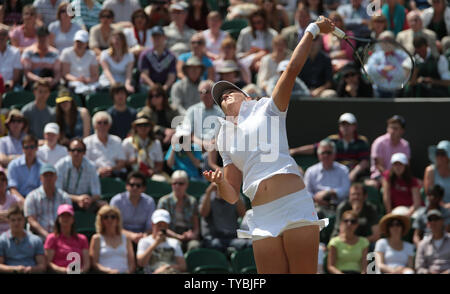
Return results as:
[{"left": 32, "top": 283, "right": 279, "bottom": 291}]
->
[{"left": 319, "top": 17, "right": 415, "bottom": 92}]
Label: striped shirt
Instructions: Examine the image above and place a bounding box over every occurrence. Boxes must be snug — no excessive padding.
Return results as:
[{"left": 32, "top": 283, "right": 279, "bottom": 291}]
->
[
  {"left": 33, "top": 0, "right": 68, "bottom": 27},
  {"left": 24, "top": 186, "right": 72, "bottom": 233},
  {"left": 314, "top": 133, "right": 370, "bottom": 170},
  {"left": 21, "top": 45, "right": 60, "bottom": 76},
  {"left": 54, "top": 156, "right": 101, "bottom": 196},
  {"left": 72, "top": 0, "right": 102, "bottom": 30}
]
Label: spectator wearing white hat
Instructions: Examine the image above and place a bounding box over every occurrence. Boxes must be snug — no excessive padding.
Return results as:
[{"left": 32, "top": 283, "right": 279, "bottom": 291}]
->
[
  {"left": 136, "top": 209, "right": 187, "bottom": 274},
  {"left": 60, "top": 30, "right": 99, "bottom": 95},
  {"left": 290, "top": 112, "right": 370, "bottom": 182},
  {"left": 164, "top": 2, "right": 196, "bottom": 56},
  {"left": 37, "top": 123, "right": 68, "bottom": 166},
  {"left": 382, "top": 153, "right": 422, "bottom": 217},
  {"left": 265, "top": 59, "right": 310, "bottom": 98}
]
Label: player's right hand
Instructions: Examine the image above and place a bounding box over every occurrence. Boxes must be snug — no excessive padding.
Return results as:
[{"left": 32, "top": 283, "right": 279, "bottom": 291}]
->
[
  {"left": 203, "top": 168, "right": 224, "bottom": 184},
  {"left": 316, "top": 16, "right": 335, "bottom": 35}
]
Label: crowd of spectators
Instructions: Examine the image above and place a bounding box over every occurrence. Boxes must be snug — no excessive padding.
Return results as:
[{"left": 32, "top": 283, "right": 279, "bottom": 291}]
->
[{"left": 0, "top": 0, "right": 449, "bottom": 274}]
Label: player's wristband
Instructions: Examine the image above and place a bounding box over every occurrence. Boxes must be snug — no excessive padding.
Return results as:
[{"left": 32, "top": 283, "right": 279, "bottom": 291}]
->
[{"left": 305, "top": 23, "right": 320, "bottom": 39}]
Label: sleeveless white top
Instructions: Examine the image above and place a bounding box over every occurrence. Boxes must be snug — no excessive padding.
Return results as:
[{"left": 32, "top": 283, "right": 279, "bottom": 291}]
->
[
  {"left": 98, "top": 234, "right": 129, "bottom": 273},
  {"left": 216, "top": 97, "right": 302, "bottom": 201}
]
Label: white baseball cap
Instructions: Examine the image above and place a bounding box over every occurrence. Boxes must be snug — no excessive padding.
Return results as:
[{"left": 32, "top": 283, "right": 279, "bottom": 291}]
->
[
  {"left": 151, "top": 209, "right": 171, "bottom": 224},
  {"left": 391, "top": 152, "right": 408, "bottom": 165},
  {"left": 338, "top": 113, "right": 357, "bottom": 124},
  {"left": 44, "top": 122, "right": 60, "bottom": 134},
  {"left": 74, "top": 30, "right": 89, "bottom": 43}
]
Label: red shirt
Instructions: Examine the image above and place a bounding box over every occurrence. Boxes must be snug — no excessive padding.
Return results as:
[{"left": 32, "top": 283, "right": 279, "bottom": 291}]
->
[
  {"left": 44, "top": 233, "right": 88, "bottom": 268},
  {"left": 383, "top": 170, "right": 420, "bottom": 208}
]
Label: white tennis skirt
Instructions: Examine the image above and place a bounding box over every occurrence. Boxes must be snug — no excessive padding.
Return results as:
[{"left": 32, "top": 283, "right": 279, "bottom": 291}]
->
[{"left": 237, "top": 188, "right": 329, "bottom": 241}]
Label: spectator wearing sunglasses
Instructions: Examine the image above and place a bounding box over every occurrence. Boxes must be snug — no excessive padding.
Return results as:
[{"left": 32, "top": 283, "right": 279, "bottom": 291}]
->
[
  {"left": 304, "top": 139, "right": 350, "bottom": 218},
  {"left": 54, "top": 138, "right": 102, "bottom": 212},
  {"left": 7, "top": 135, "right": 42, "bottom": 202},
  {"left": 110, "top": 172, "right": 155, "bottom": 245},
  {"left": 374, "top": 213, "right": 415, "bottom": 274},
  {"left": 415, "top": 209, "right": 450, "bottom": 274},
  {"left": 89, "top": 205, "right": 136, "bottom": 274},
  {"left": 0, "top": 110, "right": 27, "bottom": 168},
  {"left": 424, "top": 140, "right": 450, "bottom": 209},
  {"left": 413, "top": 185, "right": 450, "bottom": 247},
  {"left": 157, "top": 170, "right": 200, "bottom": 253},
  {"left": 336, "top": 63, "right": 373, "bottom": 98},
  {"left": 327, "top": 210, "right": 369, "bottom": 274},
  {"left": 24, "top": 163, "right": 71, "bottom": 241},
  {"left": 332, "top": 183, "right": 380, "bottom": 244}
]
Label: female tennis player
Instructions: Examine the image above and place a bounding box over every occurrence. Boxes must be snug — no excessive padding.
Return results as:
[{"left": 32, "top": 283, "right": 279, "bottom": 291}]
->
[{"left": 202, "top": 17, "right": 334, "bottom": 274}]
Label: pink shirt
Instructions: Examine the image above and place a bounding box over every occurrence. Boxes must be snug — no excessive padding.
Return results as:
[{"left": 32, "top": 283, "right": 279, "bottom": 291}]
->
[
  {"left": 0, "top": 191, "right": 19, "bottom": 234},
  {"left": 9, "top": 25, "right": 37, "bottom": 49},
  {"left": 370, "top": 133, "right": 410, "bottom": 179},
  {"left": 44, "top": 233, "right": 89, "bottom": 268}
]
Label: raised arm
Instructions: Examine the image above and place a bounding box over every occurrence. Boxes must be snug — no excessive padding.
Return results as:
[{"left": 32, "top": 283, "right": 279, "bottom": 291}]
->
[{"left": 272, "top": 17, "right": 334, "bottom": 112}]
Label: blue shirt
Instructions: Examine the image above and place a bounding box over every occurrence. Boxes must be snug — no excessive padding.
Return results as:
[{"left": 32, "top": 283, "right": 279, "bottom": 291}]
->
[
  {"left": 55, "top": 156, "right": 101, "bottom": 196},
  {"left": 178, "top": 52, "right": 213, "bottom": 81},
  {"left": 0, "top": 230, "right": 44, "bottom": 266},
  {"left": 304, "top": 161, "right": 351, "bottom": 202},
  {"left": 164, "top": 144, "right": 203, "bottom": 180},
  {"left": 0, "top": 134, "right": 24, "bottom": 156},
  {"left": 110, "top": 191, "right": 155, "bottom": 233},
  {"left": 7, "top": 156, "right": 42, "bottom": 197}
]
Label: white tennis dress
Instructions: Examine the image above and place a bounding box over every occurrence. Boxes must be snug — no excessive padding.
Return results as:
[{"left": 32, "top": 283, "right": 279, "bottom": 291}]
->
[{"left": 216, "top": 97, "right": 328, "bottom": 240}]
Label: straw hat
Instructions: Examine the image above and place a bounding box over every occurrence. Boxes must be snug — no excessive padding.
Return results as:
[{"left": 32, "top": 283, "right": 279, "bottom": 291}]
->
[
  {"left": 379, "top": 212, "right": 410, "bottom": 237},
  {"left": 132, "top": 112, "right": 153, "bottom": 127}
]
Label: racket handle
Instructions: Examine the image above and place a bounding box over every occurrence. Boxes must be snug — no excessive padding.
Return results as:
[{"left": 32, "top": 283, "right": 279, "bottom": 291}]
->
[
  {"left": 331, "top": 27, "right": 346, "bottom": 39},
  {"left": 317, "top": 16, "right": 347, "bottom": 39}
]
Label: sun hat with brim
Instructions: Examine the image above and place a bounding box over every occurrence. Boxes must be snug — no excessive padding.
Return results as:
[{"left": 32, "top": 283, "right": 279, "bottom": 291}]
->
[
  {"left": 5, "top": 109, "right": 25, "bottom": 125},
  {"left": 379, "top": 213, "right": 410, "bottom": 237},
  {"left": 55, "top": 96, "right": 73, "bottom": 104},
  {"left": 217, "top": 60, "right": 240, "bottom": 74},
  {"left": 57, "top": 204, "right": 74, "bottom": 216},
  {"left": 132, "top": 113, "right": 153, "bottom": 127},
  {"left": 428, "top": 140, "right": 450, "bottom": 164},
  {"left": 211, "top": 80, "right": 250, "bottom": 107},
  {"left": 426, "top": 209, "right": 443, "bottom": 219},
  {"left": 182, "top": 56, "right": 205, "bottom": 75}
]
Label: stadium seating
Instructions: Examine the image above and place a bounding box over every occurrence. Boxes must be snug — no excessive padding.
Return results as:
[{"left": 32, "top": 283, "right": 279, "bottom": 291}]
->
[
  {"left": 85, "top": 91, "right": 113, "bottom": 114},
  {"left": 366, "top": 185, "right": 385, "bottom": 216},
  {"left": 100, "top": 177, "right": 126, "bottom": 203},
  {"left": 2, "top": 91, "right": 34, "bottom": 110},
  {"left": 187, "top": 179, "right": 210, "bottom": 200},
  {"left": 74, "top": 210, "right": 97, "bottom": 242},
  {"left": 221, "top": 18, "right": 248, "bottom": 40},
  {"left": 146, "top": 179, "right": 172, "bottom": 204},
  {"left": 230, "top": 247, "right": 257, "bottom": 274},
  {"left": 127, "top": 92, "right": 147, "bottom": 109},
  {"left": 185, "top": 248, "right": 232, "bottom": 274}
]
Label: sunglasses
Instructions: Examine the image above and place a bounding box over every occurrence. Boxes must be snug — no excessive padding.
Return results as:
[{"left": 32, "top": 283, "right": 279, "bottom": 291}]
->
[
  {"left": 10, "top": 119, "right": 24, "bottom": 124},
  {"left": 428, "top": 216, "right": 442, "bottom": 222},
  {"left": 344, "top": 72, "right": 357, "bottom": 78},
  {"left": 23, "top": 145, "right": 36, "bottom": 150},
  {"left": 97, "top": 120, "right": 109, "bottom": 125},
  {"left": 102, "top": 214, "right": 118, "bottom": 220},
  {"left": 320, "top": 151, "right": 333, "bottom": 155},
  {"left": 149, "top": 93, "right": 163, "bottom": 98},
  {"left": 69, "top": 148, "right": 85, "bottom": 153},
  {"left": 389, "top": 221, "right": 402, "bottom": 227},
  {"left": 100, "top": 14, "right": 113, "bottom": 19},
  {"left": 128, "top": 183, "right": 143, "bottom": 188},
  {"left": 191, "top": 41, "right": 204, "bottom": 45},
  {"left": 172, "top": 182, "right": 186, "bottom": 186},
  {"left": 343, "top": 219, "right": 357, "bottom": 224},
  {"left": 435, "top": 150, "right": 447, "bottom": 157},
  {"left": 136, "top": 123, "right": 151, "bottom": 128},
  {"left": 0, "top": 177, "right": 7, "bottom": 182}
]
